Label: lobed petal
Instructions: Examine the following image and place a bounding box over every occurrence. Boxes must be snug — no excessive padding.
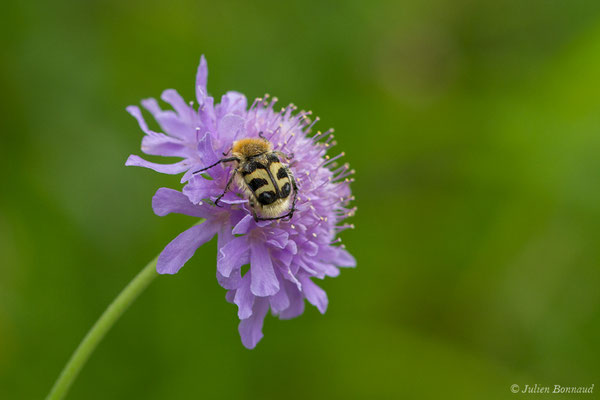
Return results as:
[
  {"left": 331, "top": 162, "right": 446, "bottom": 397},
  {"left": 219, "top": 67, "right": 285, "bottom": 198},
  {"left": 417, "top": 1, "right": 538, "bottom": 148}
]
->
[
  {"left": 216, "top": 91, "right": 247, "bottom": 118},
  {"left": 249, "top": 241, "right": 279, "bottom": 297},
  {"left": 217, "top": 236, "right": 249, "bottom": 278},
  {"left": 299, "top": 276, "right": 328, "bottom": 314},
  {"left": 233, "top": 274, "right": 254, "bottom": 319},
  {"left": 182, "top": 176, "right": 222, "bottom": 204},
  {"left": 125, "top": 155, "right": 190, "bottom": 174},
  {"left": 156, "top": 222, "right": 218, "bottom": 274},
  {"left": 232, "top": 214, "right": 255, "bottom": 235},
  {"left": 238, "top": 297, "right": 270, "bottom": 349},
  {"left": 126, "top": 105, "right": 152, "bottom": 134},
  {"left": 141, "top": 98, "right": 194, "bottom": 141},
  {"left": 196, "top": 55, "right": 208, "bottom": 106},
  {"left": 161, "top": 89, "right": 193, "bottom": 124},
  {"left": 279, "top": 281, "right": 305, "bottom": 320},
  {"left": 218, "top": 113, "right": 245, "bottom": 145},
  {"left": 152, "top": 188, "right": 210, "bottom": 218},
  {"left": 217, "top": 269, "right": 243, "bottom": 290},
  {"left": 141, "top": 133, "right": 188, "bottom": 157},
  {"left": 269, "top": 277, "right": 290, "bottom": 315},
  {"left": 196, "top": 131, "right": 221, "bottom": 168},
  {"left": 321, "top": 246, "right": 356, "bottom": 268}
]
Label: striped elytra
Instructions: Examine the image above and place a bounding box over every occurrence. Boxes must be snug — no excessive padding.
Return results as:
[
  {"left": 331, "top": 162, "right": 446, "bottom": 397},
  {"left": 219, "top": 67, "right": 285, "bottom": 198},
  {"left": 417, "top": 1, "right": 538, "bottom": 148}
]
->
[
  {"left": 192, "top": 137, "right": 298, "bottom": 221},
  {"left": 242, "top": 156, "right": 291, "bottom": 206}
]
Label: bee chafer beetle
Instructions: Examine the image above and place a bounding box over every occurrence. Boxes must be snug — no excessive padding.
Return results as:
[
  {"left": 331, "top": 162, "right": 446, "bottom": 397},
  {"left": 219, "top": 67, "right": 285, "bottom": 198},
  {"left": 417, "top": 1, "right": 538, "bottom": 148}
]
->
[{"left": 192, "top": 134, "right": 298, "bottom": 221}]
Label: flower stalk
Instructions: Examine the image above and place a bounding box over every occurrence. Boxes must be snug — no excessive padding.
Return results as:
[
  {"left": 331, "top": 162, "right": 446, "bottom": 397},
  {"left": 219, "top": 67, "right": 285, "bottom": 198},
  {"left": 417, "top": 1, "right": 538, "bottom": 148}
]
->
[{"left": 46, "top": 255, "right": 159, "bottom": 400}]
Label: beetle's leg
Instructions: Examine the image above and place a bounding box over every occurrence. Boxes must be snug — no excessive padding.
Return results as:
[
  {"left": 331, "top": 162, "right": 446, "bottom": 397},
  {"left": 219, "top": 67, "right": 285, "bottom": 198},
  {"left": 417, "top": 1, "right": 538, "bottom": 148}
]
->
[
  {"left": 285, "top": 168, "right": 298, "bottom": 220},
  {"left": 214, "top": 168, "right": 238, "bottom": 207},
  {"left": 249, "top": 200, "right": 260, "bottom": 222},
  {"left": 274, "top": 150, "right": 294, "bottom": 160}
]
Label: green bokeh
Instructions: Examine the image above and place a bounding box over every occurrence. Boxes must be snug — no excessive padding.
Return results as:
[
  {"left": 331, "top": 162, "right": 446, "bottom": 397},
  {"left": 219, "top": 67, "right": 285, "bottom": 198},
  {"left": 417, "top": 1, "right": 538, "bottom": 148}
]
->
[{"left": 1, "top": 1, "right": 600, "bottom": 399}]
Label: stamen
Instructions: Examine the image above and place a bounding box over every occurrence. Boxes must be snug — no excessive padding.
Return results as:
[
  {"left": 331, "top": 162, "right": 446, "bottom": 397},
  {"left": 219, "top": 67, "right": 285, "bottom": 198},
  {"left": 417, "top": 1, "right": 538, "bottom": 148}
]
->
[
  {"left": 320, "top": 152, "right": 345, "bottom": 167},
  {"left": 312, "top": 128, "right": 333, "bottom": 142},
  {"left": 334, "top": 224, "right": 355, "bottom": 232},
  {"left": 249, "top": 97, "right": 262, "bottom": 112},
  {"left": 312, "top": 131, "right": 325, "bottom": 142},
  {"left": 331, "top": 163, "right": 350, "bottom": 175},
  {"left": 332, "top": 168, "right": 355, "bottom": 181},
  {"left": 281, "top": 111, "right": 306, "bottom": 136},
  {"left": 304, "top": 116, "right": 320, "bottom": 132}
]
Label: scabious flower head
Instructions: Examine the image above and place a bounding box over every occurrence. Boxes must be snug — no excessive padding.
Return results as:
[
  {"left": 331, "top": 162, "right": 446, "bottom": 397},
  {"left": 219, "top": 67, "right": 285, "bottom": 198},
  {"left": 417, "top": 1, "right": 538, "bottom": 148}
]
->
[{"left": 127, "top": 56, "right": 356, "bottom": 348}]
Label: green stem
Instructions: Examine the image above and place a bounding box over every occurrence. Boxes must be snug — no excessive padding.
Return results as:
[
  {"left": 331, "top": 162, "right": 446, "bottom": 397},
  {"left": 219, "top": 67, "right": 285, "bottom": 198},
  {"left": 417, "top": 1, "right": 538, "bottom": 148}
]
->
[{"left": 46, "top": 256, "right": 158, "bottom": 400}]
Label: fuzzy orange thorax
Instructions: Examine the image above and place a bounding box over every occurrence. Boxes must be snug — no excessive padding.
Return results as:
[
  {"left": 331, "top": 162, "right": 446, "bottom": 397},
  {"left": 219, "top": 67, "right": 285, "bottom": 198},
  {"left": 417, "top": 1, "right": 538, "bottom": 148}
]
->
[{"left": 232, "top": 138, "right": 272, "bottom": 158}]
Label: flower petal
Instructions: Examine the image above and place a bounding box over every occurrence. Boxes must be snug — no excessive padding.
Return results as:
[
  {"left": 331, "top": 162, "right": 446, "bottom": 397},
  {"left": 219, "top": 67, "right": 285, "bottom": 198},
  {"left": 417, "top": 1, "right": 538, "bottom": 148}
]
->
[
  {"left": 279, "top": 280, "right": 305, "bottom": 320},
  {"left": 234, "top": 274, "right": 254, "bottom": 319},
  {"left": 321, "top": 246, "right": 357, "bottom": 267},
  {"left": 180, "top": 162, "right": 206, "bottom": 183},
  {"left": 196, "top": 132, "right": 221, "bottom": 168},
  {"left": 269, "top": 282, "right": 290, "bottom": 315},
  {"left": 141, "top": 133, "right": 188, "bottom": 157},
  {"left": 266, "top": 231, "right": 288, "bottom": 249},
  {"left": 161, "top": 89, "right": 193, "bottom": 123},
  {"left": 217, "top": 236, "right": 249, "bottom": 278},
  {"left": 125, "top": 155, "right": 190, "bottom": 174},
  {"left": 126, "top": 105, "right": 153, "bottom": 134},
  {"left": 272, "top": 249, "right": 293, "bottom": 268},
  {"left": 303, "top": 240, "right": 319, "bottom": 256},
  {"left": 217, "top": 268, "right": 243, "bottom": 290},
  {"left": 152, "top": 188, "right": 210, "bottom": 218},
  {"left": 156, "top": 222, "right": 217, "bottom": 274},
  {"left": 335, "top": 247, "right": 357, "bottom": 267},
  {"left": 141, "top": 98, "right": 194, "bottom": 140},
  {"left": 196, "top": 55, "right": 208, "bottom": 105},
  {"left": 218, "top": 113, "right": 245, "bottom": 144},
  {"left": 299, "top": 276, "right": 328, "bottom": 314},
  {"left": 232, "top": 214, "right": 255, "bottom": 235},
  {"left": 225, "top": 290, "right": 236, "bottom": 303},
  {"left": 238, "top": 297, "right": 269, "bottom": 349},
  {"left": 282, "top": 266, "right": 301, "bottom": 290},
  {"left": 216, "top": 91, "right": 247, "bottom": 118},
  {"left": 250, "top": 241, "right": 279, "bottom": 296},
  {"left": 183, "top": 176, "right": 222, "bottom": 204}
]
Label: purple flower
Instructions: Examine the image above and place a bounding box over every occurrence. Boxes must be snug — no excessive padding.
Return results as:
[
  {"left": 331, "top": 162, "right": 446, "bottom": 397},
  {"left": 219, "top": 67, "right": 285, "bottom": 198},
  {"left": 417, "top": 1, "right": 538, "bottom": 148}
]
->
[{"left": 127, "top": 56, "right": 356, "bottom": 349}]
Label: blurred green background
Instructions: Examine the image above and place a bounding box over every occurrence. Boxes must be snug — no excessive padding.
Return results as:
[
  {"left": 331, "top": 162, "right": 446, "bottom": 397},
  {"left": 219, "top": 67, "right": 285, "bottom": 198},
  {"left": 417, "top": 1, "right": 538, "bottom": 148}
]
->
[{"left": 2, "top": 0, "right": 600, "bottom": 399}]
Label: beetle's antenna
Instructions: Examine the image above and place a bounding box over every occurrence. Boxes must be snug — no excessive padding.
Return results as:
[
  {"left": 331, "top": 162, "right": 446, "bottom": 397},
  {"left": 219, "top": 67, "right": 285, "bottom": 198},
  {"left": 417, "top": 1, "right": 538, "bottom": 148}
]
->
[{"left": 192, "top": 157, "right": 239, "bottom": 175}]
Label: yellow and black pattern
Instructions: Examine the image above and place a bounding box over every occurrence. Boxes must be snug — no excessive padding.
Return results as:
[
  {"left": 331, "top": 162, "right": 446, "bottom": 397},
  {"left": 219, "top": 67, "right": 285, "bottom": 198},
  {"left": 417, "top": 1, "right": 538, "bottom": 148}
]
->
[
  {"left": 242, "top": 154, "right": 291, "bottom": 206},
  {"left": 191, "top": 137, "right": 298, "bottom": 221}
]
